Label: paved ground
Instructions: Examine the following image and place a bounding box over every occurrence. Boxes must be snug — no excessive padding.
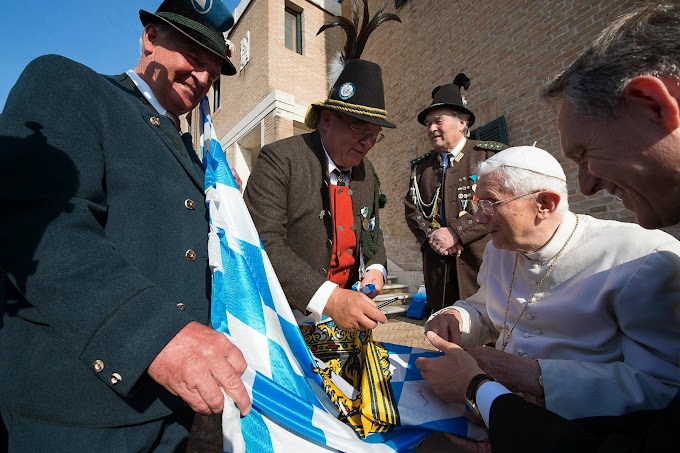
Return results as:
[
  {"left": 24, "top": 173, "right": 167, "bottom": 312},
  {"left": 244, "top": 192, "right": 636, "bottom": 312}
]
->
[
  {"left": 187, "top": 315, "right": 435, "bottom": 452},
  {"left": 372, "top": 315, "right": 434, "bottom": 350}
]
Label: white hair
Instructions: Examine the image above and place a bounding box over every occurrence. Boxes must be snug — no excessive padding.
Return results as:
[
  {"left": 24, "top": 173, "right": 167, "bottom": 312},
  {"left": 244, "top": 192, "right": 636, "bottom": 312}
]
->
[{"left": 476, "top": 162, "right": 570, "bottom": 214}]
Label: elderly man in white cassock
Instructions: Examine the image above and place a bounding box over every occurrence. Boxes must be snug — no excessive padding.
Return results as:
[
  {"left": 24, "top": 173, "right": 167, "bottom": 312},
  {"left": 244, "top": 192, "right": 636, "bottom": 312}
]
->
[{"left": 422, "top": 146, "right": 680, "bottom": 423}]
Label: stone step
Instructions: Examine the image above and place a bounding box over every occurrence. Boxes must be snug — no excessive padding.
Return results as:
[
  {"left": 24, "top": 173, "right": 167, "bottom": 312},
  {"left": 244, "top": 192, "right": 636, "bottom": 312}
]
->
[
  {"left": 375, "top": 293, "right": 411, "bottom": 305},
  {"left": 382, "top": 283, "right": 409, "bottom": 295},
  {"left": 381, "top": 304, "right": 407, "bottom": 319},
  {"left": 386, "top": 275, "right": 398, "bottom": 284}
]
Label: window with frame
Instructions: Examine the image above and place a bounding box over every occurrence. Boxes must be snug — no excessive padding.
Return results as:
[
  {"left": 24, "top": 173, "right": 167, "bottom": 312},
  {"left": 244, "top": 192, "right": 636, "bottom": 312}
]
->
[
  {"left": 284, "top": 6, "right": 302, "bottom": 54},
  {"left": 213, "top": 79, "right": 221, "bottom": 111}
]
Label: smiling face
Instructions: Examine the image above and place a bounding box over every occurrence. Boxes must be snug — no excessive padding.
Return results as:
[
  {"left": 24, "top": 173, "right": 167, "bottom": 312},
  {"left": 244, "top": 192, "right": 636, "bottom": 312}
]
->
[
  {"left": 140, "top": 24, "right": 222, "bottom": 116},
  {"left": 558, "top": 101, "right": 680, "bottom": 229},
  {"left": 319, "top": 110, "right": 382, "bottom": 169},
  {"left": 473, "top": 172, "right": 544, "bottom": 252},
  {"left": 424, "top": 107, "right": 467, "bottom": 152}
]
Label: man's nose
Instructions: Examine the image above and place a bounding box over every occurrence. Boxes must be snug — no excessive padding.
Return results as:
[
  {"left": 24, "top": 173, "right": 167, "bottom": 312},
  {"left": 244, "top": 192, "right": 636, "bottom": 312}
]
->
[
  {"left": 577, "top": 163, "right": 601, "bottom": 196},
  {"left": 194, "top": 69, "right": 212, "bottom": 86}
]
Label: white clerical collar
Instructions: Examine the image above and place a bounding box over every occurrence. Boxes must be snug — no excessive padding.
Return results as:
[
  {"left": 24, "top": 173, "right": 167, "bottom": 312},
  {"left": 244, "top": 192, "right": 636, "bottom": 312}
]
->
[
  {"left": 441, "top": 137, "right": 466, "bottom": 159},
  {"left": 523, "top": 211, "right": 578, "bottom": 262},
  {"left": 126, "top": 70, "right": 167, "bottom": 116}
]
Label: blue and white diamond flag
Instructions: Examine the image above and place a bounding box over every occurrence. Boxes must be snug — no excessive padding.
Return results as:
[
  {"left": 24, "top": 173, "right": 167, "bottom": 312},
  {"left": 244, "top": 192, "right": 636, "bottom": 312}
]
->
[{"left": 199, "top": 97, "right": 484, "bottom": 452}]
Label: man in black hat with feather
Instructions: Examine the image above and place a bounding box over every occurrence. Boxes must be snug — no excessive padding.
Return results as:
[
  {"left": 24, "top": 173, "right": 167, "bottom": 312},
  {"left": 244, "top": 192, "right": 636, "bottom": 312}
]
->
[
  {"left": 405, "top": 76, "right": 506, "bottom": 316},
  {"left": 244, "top": 1, "right": 399, "bottom": 407},
  {"left": 0, "top": 1, "right": 250, "bottom": 450}
]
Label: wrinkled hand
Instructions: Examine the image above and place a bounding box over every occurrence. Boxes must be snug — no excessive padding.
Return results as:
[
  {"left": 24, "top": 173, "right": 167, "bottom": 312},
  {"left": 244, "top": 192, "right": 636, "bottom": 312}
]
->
[
  {"left": 467, "top": 346, "right": 542, "bottom": 398},
  {"left": 426, "top": 309, "right": 463, "bottom": 345},
  {"left": 324, "top": 287, "right": 387, "bottom": 331},
  {"left": 360, "top": 269, "right": 385, "bottom": 299},
  {"left": 147, "top": 321, "right": 251, "bottom": 416},
  {"left": 416, "top": 331, "right": 484, "bottom": 404},
  {"left": 428, "top": 227, "right": 463, "bottom": 257},
  {"left": 230, "top": 166, "right": 243, "bottom": 192},
  {"left": 443, "top": 433, "right": 492, "bottom": 453}
]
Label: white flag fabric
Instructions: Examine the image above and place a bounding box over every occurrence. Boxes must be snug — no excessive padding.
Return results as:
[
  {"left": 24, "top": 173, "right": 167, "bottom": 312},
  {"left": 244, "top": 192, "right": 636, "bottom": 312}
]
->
[{"left": 199, "top": 97, "right": 484, "bottom": 452}]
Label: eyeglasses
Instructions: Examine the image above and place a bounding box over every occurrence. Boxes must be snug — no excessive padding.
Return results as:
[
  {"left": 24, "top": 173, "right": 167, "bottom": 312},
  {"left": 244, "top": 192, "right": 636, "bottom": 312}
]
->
[
  {"left": 337, "top": 114, "right": 385, "bottom": 143},
  {"left": 471, "top": 190, "right": 541, "bottom": 216}
]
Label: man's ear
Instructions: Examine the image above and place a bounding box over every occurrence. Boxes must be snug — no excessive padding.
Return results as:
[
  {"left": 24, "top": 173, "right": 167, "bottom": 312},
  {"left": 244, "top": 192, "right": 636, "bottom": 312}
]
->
[
  {"left": 319, "top": 109, "right": 333, "bottom": 135},
  {"left": 536, "top": 191, "right": 560, "bottom": 219},
  {"left": 624, "top": 76, "right": 680, "bottom": 133},
  {"left": 141, "top": 24, "right": 159, "bottom": 55}
]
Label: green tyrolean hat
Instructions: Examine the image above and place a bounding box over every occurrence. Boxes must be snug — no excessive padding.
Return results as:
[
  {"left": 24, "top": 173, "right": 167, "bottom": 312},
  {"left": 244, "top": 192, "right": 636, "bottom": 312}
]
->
[{"left": 140, "top": 0, "right": 236, "bottom": 76}]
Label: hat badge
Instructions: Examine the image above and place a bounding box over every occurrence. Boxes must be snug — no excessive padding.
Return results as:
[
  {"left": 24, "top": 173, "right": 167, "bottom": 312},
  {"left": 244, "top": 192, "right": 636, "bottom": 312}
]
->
[
  {"left": 190, "top": 0, "right": 214, "bottom": 14},
  {"left": 339, "top": 82, "right": 356, "bottom": 100}
]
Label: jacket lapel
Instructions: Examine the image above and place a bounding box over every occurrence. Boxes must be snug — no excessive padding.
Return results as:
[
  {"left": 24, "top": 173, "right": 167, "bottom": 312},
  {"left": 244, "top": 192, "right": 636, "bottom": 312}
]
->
[{"left": 112, "top": 74, "right": 204, "bottom": 191}]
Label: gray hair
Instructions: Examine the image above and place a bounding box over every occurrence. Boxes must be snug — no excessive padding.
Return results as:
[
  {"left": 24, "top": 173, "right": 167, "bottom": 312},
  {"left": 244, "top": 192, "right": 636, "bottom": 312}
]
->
[
  {"left": 439, "top": 107, "right": 471, "bottom": 136},
  {"left": 476, "top": 162, "right": 569, "bottom": 214},
  {"left": 139, "top": 22, "right": 176, "bottom": 55},
  {"left": 541, "top": 3, "right": 680, "bottom": 120}
]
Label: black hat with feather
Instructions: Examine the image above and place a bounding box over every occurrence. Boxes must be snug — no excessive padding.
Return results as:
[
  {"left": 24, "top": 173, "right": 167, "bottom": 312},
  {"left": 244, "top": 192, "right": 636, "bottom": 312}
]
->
[
  {"left": 305, "top": 0, "right": 400, "bottom": 129},
  {"left": 417, "top": 73, "right": 476, "bottom": 127}
]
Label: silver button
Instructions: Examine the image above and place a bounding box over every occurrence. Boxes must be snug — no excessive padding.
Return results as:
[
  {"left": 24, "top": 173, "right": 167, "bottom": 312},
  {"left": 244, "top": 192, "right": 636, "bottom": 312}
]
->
[
  {"left": 523, "top": 332, "right": 530, "bottom": 338},
  {"left": 456, "top": 226, "right": 462, "bottom": 232},
  {"left": 535, "top": 329, "right": 542, "bottom": 335},
  {"left": 347, "top": 189, "right": 353, "bottom": 196},
  {"left": 517, "top": 349, "right": 525, "bottom": 355},
  {"left": 527, "top": 314, "right": 534, "bottom": 320},
  {"left": 177, "top": 303, "right": 186, "bottom": 311},
  {"left": 184, "top": 199, "right": 196, "bottom": 210},
  {"left": 338, "top": 226, "right": 344, "bottom": 232},
  {"left": 467, "top": 220, "right": 473, "bottom": 225},
  {"left": 110, "top": 373, "right": 122, "bottom": 385},
  {"left": 150, "top": 116, "right": 161, "bottom": 127},
  {"left": 93, "top": 360, "right": 104, "bottom": 373},
  {"left": 185, "top": 249, "right": 196, "bottom": 261},
  {"left": 326, "top": 239, "right": 333, "bottom": 248}
]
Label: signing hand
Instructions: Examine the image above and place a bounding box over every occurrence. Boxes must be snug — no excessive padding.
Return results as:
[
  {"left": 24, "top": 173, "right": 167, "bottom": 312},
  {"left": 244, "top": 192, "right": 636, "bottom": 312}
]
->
[
  {"left": 416, "top": 331, "right": 484, "bottom": 404},
  {"left": 428, "top": 227, "right": 464, "bottom": 257},
  {"left": 426, "top": 309, "right": 463, "bottom": 345},
  {"left": 467, "top": 346, "right": 543, "bottom": 398},
  {"left": 147, "top": 321, "right": 252, "bottom": 416},
  {"left": 324, "top": 287, "right": 387, "bottom": 331}
]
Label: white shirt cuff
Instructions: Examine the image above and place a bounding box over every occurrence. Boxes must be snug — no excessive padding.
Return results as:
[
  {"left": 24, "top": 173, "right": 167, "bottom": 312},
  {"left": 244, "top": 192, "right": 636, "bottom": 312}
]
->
[
  {"left": 365, "top": 264, "right": 387, "bottom": 282},
  {"left": 477, "top": 381, "right": 512, "bottom": 428},
  {"left": 306, "top": 280, "right": 338, "bottom": 323}
]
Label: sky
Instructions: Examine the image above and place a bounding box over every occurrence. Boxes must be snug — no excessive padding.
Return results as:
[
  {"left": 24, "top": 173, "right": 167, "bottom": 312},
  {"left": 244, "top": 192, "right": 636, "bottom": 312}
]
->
[{"left": 0, "top": 0, "right": 240, "bottom": 111}]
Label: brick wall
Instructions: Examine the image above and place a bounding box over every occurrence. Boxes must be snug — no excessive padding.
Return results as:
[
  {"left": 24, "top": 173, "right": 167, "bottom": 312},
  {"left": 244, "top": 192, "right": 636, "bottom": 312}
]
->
[
  {"left": 211, "top": 0, "right": 271, "bottom": 135},
  {"left": 210, "top": 0, "right": 343, "bottom": 145},
  {"left": 354, "top": 0, "right": 679, "bottom": 271}
]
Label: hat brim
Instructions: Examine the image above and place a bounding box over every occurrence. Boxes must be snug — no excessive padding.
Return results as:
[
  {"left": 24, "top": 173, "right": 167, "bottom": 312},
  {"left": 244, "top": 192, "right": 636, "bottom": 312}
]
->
[
  {"left": 140, "top": 9, "right": 236, "bottom": 76},
  {"left": 417, "top": 103, "right": 476, "bottom": 127},
  {"left": 313, "top": 104, "right": 396, "bottom": 129}
]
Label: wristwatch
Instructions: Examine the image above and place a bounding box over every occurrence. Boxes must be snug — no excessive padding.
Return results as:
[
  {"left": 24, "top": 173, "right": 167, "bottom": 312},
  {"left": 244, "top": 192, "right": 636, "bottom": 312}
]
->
[{"left": 465, "top": 373, "right": 497, "bottom": 418}]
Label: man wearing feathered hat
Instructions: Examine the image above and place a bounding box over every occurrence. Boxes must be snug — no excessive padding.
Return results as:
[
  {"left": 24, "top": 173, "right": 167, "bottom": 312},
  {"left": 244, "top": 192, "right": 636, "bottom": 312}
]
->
[
  {"left": 244, "top": 0, "right": 398, "bottom": 410},
  {"left": 0, "top": 1, "right": 250, "bottom": 449},
  {"left": 405, "top": 75, "right": 506, "bottom": 316}
]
